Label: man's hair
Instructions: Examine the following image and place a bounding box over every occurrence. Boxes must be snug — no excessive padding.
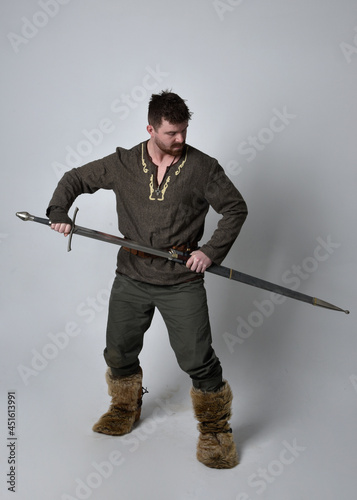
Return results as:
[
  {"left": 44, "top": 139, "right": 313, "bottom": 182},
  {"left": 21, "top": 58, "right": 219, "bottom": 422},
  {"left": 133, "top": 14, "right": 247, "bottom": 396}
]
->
[{"left": 148, "top": 90, "right": 192, "bottom": 130}]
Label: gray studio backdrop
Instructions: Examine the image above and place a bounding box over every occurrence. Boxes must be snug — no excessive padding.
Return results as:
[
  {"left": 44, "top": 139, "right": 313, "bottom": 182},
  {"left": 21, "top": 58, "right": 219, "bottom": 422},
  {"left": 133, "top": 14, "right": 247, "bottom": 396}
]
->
[{"left": 1, "top": 1, "right": 356, "bottom": 500}]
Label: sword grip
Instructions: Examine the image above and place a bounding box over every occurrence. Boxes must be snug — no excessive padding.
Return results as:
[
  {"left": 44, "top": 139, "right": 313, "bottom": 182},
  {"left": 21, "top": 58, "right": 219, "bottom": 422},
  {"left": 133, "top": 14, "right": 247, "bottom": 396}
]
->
[{"left": 33, "top": 216, "right": 51, "bottom": 226}]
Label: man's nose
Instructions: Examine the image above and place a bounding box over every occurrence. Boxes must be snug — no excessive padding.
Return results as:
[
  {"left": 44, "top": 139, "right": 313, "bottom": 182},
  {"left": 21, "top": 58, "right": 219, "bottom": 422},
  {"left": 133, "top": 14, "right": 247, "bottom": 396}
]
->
[{"left": 176, "top": 133, "right": 185, "bottom": 143}]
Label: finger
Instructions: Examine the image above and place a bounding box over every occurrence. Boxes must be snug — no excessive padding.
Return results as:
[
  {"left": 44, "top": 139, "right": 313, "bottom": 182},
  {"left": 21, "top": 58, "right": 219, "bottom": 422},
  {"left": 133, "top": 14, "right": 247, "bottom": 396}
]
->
[
  {"left": 51, "top": 223, "right": 71, "bottom": 235},
  {"left": 186, "top": 256, "right": 195, "bottom": 269},
  {"left": 52, "top": 223, "right": 62, "bottom": 232},
  {"left": 187, "top": 256, "right": 202, "bottom": 272},
  {"left": 197, "top": 263, "right": 206, "bottom": 273},
  {"left": 63, "top": 223, "right": 71, "bottom": 236}
]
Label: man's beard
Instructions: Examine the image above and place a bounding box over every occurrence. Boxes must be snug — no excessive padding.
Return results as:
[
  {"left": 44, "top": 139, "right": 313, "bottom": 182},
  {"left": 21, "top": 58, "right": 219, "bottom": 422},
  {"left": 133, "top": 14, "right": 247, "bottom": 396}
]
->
[{"left": 155, "top": 137, "right": 185, "bottom": 157}]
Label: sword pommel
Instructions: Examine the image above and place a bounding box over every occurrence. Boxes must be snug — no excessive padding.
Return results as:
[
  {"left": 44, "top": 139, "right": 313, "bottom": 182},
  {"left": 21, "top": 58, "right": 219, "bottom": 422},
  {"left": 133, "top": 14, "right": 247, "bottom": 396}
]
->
[{"left": 16, "top": 211, "right": 34, "bottom": 221}]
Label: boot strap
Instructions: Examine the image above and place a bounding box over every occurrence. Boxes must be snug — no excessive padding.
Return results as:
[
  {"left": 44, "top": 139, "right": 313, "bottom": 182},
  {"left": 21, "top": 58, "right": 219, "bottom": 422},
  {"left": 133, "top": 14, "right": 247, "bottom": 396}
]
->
[{"left": 199, "top": 422, "right": 232, "bottom": 434}]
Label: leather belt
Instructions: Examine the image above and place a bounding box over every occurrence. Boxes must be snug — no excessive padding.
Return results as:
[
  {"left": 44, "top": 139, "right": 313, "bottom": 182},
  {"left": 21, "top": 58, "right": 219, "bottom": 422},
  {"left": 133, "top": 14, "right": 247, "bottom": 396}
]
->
[{"left": 122, "top": 242, "right": 197, "bottom": 259}]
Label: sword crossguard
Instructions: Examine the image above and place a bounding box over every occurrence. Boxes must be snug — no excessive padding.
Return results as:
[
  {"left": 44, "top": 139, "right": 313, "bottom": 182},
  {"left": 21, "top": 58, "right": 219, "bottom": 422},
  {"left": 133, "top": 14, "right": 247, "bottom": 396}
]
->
[{"left": 67, "top": 207, "right": 79, "bottom": 252}]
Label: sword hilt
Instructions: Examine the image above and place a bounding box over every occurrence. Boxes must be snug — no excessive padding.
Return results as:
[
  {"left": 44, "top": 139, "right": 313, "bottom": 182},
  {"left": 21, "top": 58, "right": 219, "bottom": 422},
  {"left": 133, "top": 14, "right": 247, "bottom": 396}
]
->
[{"left": 16, "top": 210, "right": 76, "bottom": 250}]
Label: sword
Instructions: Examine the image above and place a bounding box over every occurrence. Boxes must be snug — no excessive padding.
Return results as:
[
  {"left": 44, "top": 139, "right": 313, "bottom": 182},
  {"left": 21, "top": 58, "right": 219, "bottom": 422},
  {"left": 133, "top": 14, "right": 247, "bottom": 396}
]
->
[{"left": 16, "top": 209, "right": 350, "bottom": 315}]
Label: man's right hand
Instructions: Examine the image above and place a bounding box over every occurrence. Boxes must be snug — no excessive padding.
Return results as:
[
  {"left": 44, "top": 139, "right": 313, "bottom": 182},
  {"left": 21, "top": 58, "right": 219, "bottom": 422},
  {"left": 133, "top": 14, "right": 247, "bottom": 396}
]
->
[{"left": 50, "top": 222, "right": 72, "bottom": 237}]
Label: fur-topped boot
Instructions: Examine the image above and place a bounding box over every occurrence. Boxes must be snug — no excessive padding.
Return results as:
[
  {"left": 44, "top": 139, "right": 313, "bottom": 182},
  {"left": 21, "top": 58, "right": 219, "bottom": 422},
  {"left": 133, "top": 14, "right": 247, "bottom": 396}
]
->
[
  {"left": 191, "top": 381, "right": 239, "bottom": 469},
  {"left": 92, "top": 367, "right": 143, "bottom": 436}
]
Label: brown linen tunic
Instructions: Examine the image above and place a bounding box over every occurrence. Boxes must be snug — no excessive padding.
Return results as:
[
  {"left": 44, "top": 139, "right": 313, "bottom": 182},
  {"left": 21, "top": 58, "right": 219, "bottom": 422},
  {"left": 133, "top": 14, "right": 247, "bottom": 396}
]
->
[{"left": 47, "top": 141, "right": 248, "bottom": 285}]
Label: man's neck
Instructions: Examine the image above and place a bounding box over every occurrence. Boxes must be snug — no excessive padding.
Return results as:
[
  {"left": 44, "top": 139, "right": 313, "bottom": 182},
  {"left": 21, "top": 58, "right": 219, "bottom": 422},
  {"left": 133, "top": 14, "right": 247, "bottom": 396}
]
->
[{"left": 147, "top": 139, "right": 175, "bottom": 166}]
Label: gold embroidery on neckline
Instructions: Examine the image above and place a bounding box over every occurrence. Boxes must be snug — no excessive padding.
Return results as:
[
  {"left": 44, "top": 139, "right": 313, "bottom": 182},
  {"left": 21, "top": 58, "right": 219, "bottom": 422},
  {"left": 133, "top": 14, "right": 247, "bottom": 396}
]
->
[
  {"left": 157, "top": 176, "right": 171, "bottom": 201},
  {"left": 175, "top": 147, "right": 188, "bottom": 175},
  {"left": 148, "top": 174, "right": 155, "bottom": 200},
  {"left": 141, "top": 143, "right": 149, "bottom": 173},
  {"left": 142, "top": 143, "right": 188, "bottom": 201}
]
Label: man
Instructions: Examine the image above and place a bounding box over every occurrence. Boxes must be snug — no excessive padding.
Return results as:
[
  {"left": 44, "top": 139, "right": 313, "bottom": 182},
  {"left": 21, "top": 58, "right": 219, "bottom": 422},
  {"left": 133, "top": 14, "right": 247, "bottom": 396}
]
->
[{"left": 47, "top": 90, "right": 248, "bottom": 469}]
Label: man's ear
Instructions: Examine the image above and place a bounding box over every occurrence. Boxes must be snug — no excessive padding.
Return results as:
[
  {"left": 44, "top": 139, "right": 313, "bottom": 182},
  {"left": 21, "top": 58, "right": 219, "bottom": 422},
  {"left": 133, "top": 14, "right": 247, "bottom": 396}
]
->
[{"left": 147, "top": 124, "right": 154, "bottom": 137}]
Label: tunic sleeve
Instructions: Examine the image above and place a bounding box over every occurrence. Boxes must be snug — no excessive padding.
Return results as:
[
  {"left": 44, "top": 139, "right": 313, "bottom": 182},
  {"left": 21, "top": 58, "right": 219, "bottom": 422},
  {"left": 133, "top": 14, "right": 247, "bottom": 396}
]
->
[
  {"left": 46, "top": 153, "right": 117, "bottom": 217},
  {"left": 199, "top": 162, "right": 248, "bottom": 265}
]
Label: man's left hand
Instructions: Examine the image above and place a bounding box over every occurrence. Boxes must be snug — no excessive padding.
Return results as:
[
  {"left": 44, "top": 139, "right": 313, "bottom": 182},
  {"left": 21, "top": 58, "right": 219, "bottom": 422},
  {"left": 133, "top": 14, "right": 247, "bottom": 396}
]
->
[{"left": 186, "top": 250, "right": 212, "bottom": 273}]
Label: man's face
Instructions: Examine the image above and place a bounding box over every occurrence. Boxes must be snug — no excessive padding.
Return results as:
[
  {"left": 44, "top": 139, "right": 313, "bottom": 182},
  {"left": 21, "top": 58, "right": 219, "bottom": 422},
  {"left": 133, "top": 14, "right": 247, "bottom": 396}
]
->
[{"left": 147, "top": 119, "right": 188, "bottom": 156}]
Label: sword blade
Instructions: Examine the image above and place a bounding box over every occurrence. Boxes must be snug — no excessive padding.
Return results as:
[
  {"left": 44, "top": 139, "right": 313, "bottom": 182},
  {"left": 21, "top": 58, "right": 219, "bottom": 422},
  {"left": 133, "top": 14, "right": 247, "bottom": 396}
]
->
[
  {"left": 206, "top": 264, "right": 350, "bottom": 314},
  {"left": 16, "top": 210, "right": 350, "bottom": 314},
  {"left": 71, "top": 224, "right": 181, "bottom": 261}
]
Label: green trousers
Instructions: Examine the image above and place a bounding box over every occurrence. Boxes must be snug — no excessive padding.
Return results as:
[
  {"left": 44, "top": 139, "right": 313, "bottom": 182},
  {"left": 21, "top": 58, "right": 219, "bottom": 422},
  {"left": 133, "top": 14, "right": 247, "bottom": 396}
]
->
[{"left": 104, "top": 273, "right": 223, "bottom": 391}]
